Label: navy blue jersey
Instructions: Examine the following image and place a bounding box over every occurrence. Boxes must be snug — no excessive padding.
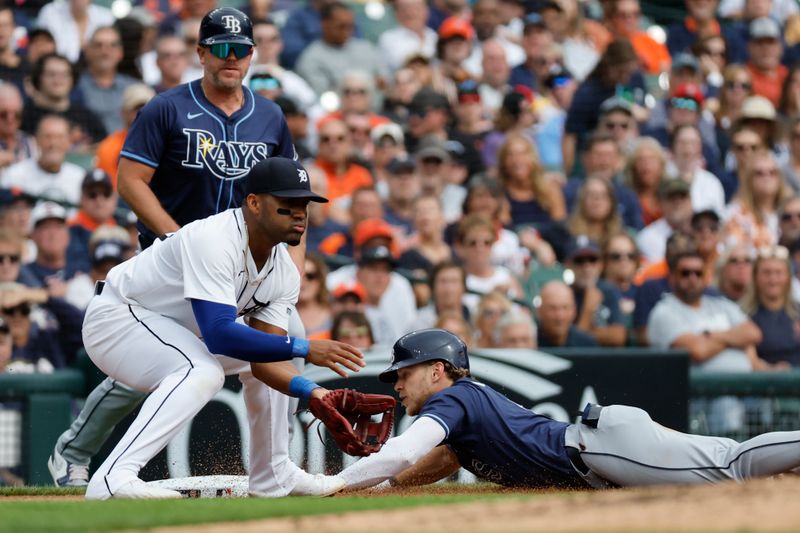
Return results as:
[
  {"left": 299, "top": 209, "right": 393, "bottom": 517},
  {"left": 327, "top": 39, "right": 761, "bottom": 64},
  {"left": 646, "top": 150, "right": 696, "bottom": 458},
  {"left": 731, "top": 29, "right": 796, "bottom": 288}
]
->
[
  {"left": 419, "top": 379, "right": 582, "bottom": 488},
  {"left": 120, "top": 79, "right": 295, "bottom": 243}
]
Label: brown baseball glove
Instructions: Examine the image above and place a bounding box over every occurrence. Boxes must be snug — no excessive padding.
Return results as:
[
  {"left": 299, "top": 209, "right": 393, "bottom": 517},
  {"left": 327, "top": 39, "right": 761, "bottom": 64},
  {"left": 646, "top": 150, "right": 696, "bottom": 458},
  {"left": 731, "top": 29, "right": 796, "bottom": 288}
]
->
[{"left": 309, "top": 389, "right": 396, "bottom": 456}]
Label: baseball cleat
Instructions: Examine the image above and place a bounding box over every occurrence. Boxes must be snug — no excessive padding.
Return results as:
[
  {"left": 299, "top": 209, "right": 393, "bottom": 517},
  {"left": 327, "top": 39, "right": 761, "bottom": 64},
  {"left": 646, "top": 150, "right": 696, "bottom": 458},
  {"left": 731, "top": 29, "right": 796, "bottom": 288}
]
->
[
  {"left": 110, "top": 478, "right": 183, "bottom": 499},
  {"left": 289, "top": 473, "right": 346, "bottom": 497},
  {"left": 48, "top": 447, "right": 89, "bottom": 487}
]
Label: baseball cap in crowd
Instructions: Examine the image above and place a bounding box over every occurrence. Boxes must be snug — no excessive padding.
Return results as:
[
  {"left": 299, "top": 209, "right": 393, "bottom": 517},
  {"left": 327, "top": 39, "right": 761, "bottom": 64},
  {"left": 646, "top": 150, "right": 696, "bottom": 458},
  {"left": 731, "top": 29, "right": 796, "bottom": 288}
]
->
[
  {"left": 0, "top": 188, "right": 35, "bottom": 208},
  {"left": 409, "top": 88, "right": 449, "bottom": 115},
  {"left": 522, "top": 12, "right": 547, "bottom": 32},
  {"left": 566, "top": 235, "right": 601, "bottom": 262},
  {"left": 359, "top": 245, "right": 397, "bottom": 267},
  {"left": 599, "top": 96, "right": 634, "bottom": 117},
  {"left": 92, "top": 239, "right": 128, "bottom": 267},
  {"left": 438, "top": 16, "right": 475, "bottom": 41},
  {"left": 82, "top": 169, "right": 113, "bottom": 193},
  {"left": 740, "top": 95, "right": 777, "bottom": 121},
  {"left": 671, "top": 52, "right": 700, "bottom": 73},
  {"left": 245, "top": 158, "right": 328, "bottom": 202},
  {"left": 502, "top": 85, "right": 534, "bottom": 118},
  {"left": 657, "top": 178, "right": 691, "bottom": 198},
  {"left": 370, "top": 122, "right": 404, "bottom": 145},
  {"left": 749, "top": 16, "right": 781, "bottom": 40},
  {"left": 30, "top": 201, "right": 67, "bottom": 228},
  {"left": 332, "top": 281, "right": 367, "bottom": 302},
  {"left": 456, "top": 80, "right": 481, "bottom": 104},
  {"left": 122, "top": 83, "right": 155, "bottom": 112},
  {"left": 691, "top": 208, "right": 721, "bottom": 227},
  {"left": 414, "top": 136, "right": 451, "bottom": 163},
  {"left": 274, "top": 95, "right": 304, "bottom": 117},
  {"left": 354, "top": 218, "right": 395, "bottom": 248},
  {"left": 544, "top": 65, "right": 573, "bottom": 89},
  {"left": 670, "top": 83, "right": 704, "bottom": 111},
  {"left": 444, "top": 139, "right": 467, "bottom": 165},
  {"left": 387, "top": 155, "right": 416, "bottom": 174}
]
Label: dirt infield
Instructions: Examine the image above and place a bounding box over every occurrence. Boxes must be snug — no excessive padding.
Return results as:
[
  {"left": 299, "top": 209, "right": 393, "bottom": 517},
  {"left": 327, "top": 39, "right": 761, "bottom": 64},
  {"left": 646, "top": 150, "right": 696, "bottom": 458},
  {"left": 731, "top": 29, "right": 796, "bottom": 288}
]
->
[{"left": 154, "top": 475, "right": 800, "bottom": 533}]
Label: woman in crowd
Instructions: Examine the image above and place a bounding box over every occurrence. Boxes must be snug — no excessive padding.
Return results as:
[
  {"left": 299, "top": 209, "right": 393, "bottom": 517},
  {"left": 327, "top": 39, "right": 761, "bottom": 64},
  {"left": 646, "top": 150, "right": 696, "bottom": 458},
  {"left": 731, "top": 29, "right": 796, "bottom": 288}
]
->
[
  {"left": 296, "top": 253, "right": 333, "bottom": 340},
  {"left": 497, "top": 134, "right": 566, "bottom": 228},
  {"left": 330, "top": 310, "right": 375, "bottom": 351},
  {"left": 714, "top": 65, "right": 753, "bottom": 163},
  {"left": 724, "top": 152, "right": 792, "bottom": 249},
  {"left": 481, "top": 87, "right": 537, "bottom": 171},
  {"left": 412, "top": 261, "right": 469, "bottom": 330},
  {"left": 714, "top": 244, "right": 755, "bottom": 302},
  {"left": 455, "top": 214, "right": 523, "bottom": 313},
  {"left": 544, "top": 0, "right": 609, "bottom": 81},
  {"left": 780, "top": 117, "right": 800, "bottom": 193},
  {"left": 740, "top": 245, "right": 800, "bottom": 368},
  {"left": 434, "top": 311, "right": 475, "bottom": 347},
  {"left": 0, "top": 282, "right": 64, "bottom": 371},
  {"left": 624, "top": 137, "right": 668, "bottom": 226},
  {"left": 473, "top": 290, "right": 514, "bottom": 349},
  {"left": 778, "top": 65, "right": 800, "bottom": 120},
  {"left": 692, "top": 34, "right": 728, "bottom": 91},
  {"left": 399, "top": 194, "right": 452, "bottom": 275},
  {"left": 601, "top": 232, "right": 640, "bottom": 338},
  {"left": 567, "top": 176, "right": 624, "bottom": 245}
]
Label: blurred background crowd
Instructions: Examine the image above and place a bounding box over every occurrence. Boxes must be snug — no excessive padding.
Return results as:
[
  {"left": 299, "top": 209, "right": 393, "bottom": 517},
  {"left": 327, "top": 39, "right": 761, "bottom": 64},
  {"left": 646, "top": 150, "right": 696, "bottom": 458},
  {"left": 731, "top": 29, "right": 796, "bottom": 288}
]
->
[{"left": 0, "top": 0, "right": 800, "bottom": 380}]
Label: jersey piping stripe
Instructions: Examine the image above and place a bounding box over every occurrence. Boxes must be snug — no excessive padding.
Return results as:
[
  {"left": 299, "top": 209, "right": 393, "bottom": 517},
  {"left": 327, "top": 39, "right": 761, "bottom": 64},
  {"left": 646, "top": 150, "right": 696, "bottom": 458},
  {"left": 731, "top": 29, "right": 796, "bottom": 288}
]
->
[
  {"left": 580, "top": 437, "right": 800, "bottom": 472},
  {"left": 61, "top": 379, "right": 119, "bottom": 456},
  {"left": 103, "top": 306, "right": 196, "bottom": 496},
  {"left": 421, "top": 414, "right": 450, "bottom": 439},
  {"left": 227, "top": 87, "right": 256, "bottom": 209},
  {"left": 188, "top": 81, "right": 229, "bottom": 214},
  {"left": 120, "top": 150, "right": 158, "bottom": 168}
]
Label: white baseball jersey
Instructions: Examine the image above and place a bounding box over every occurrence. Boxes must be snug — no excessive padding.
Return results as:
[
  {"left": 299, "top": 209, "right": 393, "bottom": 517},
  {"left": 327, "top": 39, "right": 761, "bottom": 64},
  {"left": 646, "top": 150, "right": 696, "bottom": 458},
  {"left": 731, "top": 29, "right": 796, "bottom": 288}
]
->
[{"left": 104, "top": 208, "right": 300, "bottom": 335}]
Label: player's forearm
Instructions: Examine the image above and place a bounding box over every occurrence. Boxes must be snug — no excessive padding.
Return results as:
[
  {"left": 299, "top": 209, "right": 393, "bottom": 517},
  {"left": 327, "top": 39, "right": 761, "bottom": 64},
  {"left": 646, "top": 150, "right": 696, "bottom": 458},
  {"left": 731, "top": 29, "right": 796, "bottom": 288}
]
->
[
  {"left": 118, "top": 170, "right": 180, "bottom": 236},
  {"left": 339, "top": 417, "right": 446, "bottom": 490},
  {"left": 390, "top": 445, "right": 461, "bottom": 488}
]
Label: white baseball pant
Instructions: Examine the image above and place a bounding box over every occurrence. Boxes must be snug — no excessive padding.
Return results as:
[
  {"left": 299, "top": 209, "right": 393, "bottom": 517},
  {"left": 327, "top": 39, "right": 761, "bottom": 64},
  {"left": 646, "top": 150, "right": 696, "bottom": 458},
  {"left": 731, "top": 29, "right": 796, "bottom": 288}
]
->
[{"left": 82, "top": 287, "right": 305, "bottom": 499}]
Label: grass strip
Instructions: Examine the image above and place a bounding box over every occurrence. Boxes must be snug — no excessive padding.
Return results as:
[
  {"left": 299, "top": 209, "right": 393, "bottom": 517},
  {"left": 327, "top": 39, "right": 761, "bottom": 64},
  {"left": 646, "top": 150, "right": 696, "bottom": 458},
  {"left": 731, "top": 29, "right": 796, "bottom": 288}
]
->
[{"left": 0, "top": 489, "right": 518, "bottom": 533}]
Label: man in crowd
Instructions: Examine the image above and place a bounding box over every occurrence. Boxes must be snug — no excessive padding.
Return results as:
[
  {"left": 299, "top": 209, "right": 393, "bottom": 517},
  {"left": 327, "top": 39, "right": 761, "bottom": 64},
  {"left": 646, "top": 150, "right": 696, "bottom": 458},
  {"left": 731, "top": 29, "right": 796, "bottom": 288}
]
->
[
  {"left": 0, "top": 84, "right": 36, "bottom": 171},
  {"left": 536, "top": 280, "right": 599, "bottom": 348}
]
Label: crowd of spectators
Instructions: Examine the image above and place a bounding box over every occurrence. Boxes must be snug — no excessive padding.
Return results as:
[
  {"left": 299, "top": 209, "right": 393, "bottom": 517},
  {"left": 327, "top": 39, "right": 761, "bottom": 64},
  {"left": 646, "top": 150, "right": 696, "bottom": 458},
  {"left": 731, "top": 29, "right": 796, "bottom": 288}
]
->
[{"left": 0, "top": 0, "right": 800, "bottom": 379}]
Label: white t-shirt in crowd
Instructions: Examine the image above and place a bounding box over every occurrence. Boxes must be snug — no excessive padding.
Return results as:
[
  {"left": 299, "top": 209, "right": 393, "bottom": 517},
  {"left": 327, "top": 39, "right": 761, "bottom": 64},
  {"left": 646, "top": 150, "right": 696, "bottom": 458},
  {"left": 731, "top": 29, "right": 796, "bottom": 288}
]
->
[{"left": 1, "top": 159, "right": 85, "bottom": 206}]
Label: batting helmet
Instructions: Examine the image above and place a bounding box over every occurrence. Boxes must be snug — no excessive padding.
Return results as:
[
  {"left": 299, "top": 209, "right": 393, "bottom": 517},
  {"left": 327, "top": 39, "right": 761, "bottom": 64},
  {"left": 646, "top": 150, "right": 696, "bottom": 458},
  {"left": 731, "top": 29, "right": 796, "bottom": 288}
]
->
[
  {"left": 198, "top": 7, "right": 254, "bottom": 47},
  {"left": 379, "top": 329, "right": 469, "bottom": 383}
]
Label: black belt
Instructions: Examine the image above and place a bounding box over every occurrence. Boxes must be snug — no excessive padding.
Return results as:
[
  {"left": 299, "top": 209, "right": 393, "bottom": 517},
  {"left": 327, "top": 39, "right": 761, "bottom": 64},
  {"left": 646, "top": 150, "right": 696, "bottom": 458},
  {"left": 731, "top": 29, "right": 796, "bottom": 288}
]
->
[
  {"left": 95, "top": 280, "right": 105, "bottom": 296},
  {"left": 566, "top": 446, "right": 590, "bottom": 475}
]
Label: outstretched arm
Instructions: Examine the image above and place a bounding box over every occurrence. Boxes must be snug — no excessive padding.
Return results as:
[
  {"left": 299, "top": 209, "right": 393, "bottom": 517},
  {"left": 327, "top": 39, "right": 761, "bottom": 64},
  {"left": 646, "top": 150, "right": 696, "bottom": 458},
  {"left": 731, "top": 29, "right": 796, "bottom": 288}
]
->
[
  {"left": 339, "top": 416, "right": 447, "bottom": 490},
  {"left": 388, "top": 445, "right": 461, "bottom": 488}
]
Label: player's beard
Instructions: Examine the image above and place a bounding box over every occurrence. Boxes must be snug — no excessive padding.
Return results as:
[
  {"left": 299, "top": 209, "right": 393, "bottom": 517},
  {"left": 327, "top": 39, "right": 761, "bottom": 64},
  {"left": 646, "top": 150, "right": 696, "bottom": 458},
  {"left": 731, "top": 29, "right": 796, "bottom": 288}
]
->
[{"left": 210, "top": 67, "right": 244, "bottom": 91}]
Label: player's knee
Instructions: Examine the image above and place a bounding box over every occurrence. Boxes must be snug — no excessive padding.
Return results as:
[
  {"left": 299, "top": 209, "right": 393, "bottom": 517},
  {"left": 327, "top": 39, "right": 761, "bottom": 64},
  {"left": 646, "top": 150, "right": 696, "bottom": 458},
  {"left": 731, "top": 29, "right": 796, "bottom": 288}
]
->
[{"left": 188, "top": 364, "right": 225, "bottom": 400}]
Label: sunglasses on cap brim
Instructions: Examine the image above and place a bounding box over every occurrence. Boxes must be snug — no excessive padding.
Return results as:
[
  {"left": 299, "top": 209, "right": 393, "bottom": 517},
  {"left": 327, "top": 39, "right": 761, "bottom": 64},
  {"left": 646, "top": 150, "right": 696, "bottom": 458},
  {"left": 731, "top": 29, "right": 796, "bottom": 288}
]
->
[{"left": 208, "top": 42, "right": 253, "bottom": 60}]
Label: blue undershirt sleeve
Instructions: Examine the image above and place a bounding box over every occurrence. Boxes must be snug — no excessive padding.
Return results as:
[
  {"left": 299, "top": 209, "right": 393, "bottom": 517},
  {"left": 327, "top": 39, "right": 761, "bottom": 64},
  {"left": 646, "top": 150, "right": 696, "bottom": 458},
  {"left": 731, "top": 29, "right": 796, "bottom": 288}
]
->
[{"left": 190, "top": 299, "right": 308, "bottom": 362}]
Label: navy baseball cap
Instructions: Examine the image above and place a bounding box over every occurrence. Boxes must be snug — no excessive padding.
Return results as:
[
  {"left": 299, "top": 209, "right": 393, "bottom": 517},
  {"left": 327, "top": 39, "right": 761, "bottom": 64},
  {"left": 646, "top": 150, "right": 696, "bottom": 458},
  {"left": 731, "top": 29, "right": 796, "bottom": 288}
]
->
[{"left": 245, "top": 158, "right": 328, "bottom": 203}]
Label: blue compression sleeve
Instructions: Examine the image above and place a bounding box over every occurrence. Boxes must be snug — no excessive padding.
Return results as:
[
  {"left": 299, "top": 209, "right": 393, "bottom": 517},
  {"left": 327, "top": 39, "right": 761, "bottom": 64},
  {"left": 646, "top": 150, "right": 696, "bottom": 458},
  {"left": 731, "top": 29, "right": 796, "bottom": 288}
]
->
[{"left": 190, "top": 299, "right": 309, "bottom": 362}]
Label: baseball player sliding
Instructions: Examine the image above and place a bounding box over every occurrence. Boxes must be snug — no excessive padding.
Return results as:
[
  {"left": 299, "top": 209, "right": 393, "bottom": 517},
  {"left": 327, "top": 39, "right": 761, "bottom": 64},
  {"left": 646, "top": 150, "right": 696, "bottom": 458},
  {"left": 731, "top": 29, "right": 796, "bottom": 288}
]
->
[
  {"left": 82, "top": 158, "right": 365, "bottom": 500},
  {"left": 335, "top": 328, "right": 800, "bottom": 490}
]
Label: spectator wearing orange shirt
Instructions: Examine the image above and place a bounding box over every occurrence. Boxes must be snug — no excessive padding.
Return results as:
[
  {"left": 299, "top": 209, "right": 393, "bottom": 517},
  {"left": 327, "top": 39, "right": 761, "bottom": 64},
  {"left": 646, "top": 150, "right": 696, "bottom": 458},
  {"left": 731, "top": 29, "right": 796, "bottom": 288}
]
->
[
  {"left": 745, "top": 17, "right": 788, "bottom": 108},
  {"left": 605, "top": 0, "right": 671, "bottom": 75},
  {"left": 314, "top": 117, "right": 373, "bottom": 203},
  {"left": 66, "top": 170, "right": 118, "bottom": 274},
  {"left": 94, "top": 83, "right": 155, "bottom": 188}
]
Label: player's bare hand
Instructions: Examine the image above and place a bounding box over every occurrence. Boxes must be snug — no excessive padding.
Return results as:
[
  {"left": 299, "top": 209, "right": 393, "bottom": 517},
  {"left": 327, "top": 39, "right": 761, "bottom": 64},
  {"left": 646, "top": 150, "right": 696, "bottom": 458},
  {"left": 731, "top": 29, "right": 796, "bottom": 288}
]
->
[{"left": 307, "top": 339, "right": 365, "bottom": 377}]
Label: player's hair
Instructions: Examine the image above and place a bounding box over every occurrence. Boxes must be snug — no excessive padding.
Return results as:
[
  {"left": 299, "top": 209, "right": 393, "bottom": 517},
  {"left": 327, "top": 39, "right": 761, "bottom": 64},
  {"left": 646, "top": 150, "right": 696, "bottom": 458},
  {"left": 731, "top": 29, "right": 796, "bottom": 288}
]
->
[
  {"left": 30, "top": 53, "right": 76, "bottom": 92},
  {"left": 436, "top": 360, "right": 471, "bottom": 381}
]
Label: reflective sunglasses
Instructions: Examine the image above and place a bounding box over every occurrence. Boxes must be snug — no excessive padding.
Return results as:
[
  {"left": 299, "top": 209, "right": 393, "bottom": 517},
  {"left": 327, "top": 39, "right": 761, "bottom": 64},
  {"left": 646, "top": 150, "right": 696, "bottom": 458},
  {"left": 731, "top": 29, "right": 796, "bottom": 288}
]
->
[
  {"left": 249, "top": 76, "right": 280, "bottom": 92},
  {"left": 208, "top": 42, "right": 253, "bottom": 60},
  {"left": 670, "top": 97, "right": 699, "bottom": 112}
]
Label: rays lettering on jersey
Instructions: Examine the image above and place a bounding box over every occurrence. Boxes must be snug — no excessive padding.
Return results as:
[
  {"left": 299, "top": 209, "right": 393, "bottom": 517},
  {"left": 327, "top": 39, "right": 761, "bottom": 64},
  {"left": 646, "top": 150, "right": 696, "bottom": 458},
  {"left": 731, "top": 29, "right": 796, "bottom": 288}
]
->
[{"left": 182, "top": 128, "right": 269, "bottom": 180}]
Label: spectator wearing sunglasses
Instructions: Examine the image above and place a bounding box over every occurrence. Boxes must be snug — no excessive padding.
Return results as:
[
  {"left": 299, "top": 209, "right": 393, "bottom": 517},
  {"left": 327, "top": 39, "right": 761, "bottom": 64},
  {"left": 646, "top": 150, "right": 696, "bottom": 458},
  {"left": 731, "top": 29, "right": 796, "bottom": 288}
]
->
[
  {"left": 742, "top": 245, "right": 800, "bottom": 368},
  {"left": 647, "top": 248, "right": 762, "bottom": 371},
  {"left": 778, "top": 196, "right": 800, "bottom": 247},
  {"left": 601, "top": 233, "right": 640, "bottom": 339},
  {"left": 66, "top": 170, "right": 119, "bottom": 274},
  {"left": 0, "top": 281, "right": 65, "bottom": 371},
  {"left": 565, "top": 235, "right": 626, "bottom": 347},
  {"left": 596, "top": 97, "right": 639, "bottom": 156}
]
